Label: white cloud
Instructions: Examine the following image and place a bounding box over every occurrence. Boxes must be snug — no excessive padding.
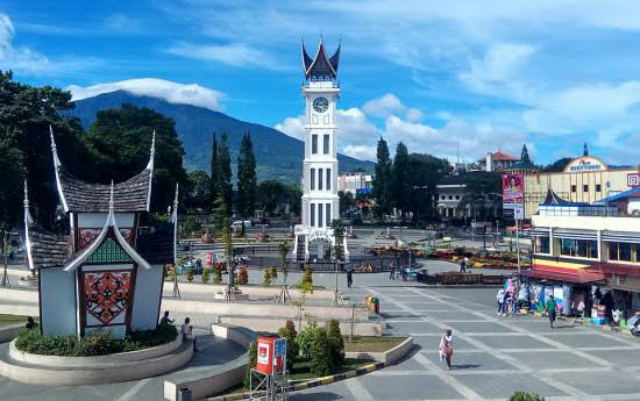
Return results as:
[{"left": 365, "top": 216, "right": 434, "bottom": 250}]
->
[
  {"left": 67, "top": 78, "right": 224, "bottom": 111},
  {"left": 362, "top": 93, "right": 425, "bottom": 123},
  {"left": 167, "top": 42, "right": 282, "bottom": 69},
  {"left": 0, "top": 14, "right": 51, "bottom": 74},
  {"left": 104, "top": 15, "right": 142, "bottom": 34},
  {"left": 274, "top": 115, "right": 305, "bottom": 140}
]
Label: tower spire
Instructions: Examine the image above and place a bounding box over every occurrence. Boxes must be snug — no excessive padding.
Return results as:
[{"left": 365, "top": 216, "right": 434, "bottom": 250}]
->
[
  {"left": 49, "top": 125, "right": 61, "bottom": 168},
  {"left": 109, "top": 180, "right": 115, "bottom": 213}
]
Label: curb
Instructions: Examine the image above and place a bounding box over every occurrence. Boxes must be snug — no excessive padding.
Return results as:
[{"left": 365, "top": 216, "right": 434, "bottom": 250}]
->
[
  {"left": 527, "top": 311, "right": 633, "bottom": 338},
  {"left": 208, "top": 361, "right": 386, "bottom": 401}
]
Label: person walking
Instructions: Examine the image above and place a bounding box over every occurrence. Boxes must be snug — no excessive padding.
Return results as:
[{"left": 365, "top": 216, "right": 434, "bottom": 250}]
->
[
  {"left": 459, "top": 259, "right": 466, "bottom": 273},
  {"left": 389, "top": 263, "right": 395, "bottom": 280},
  {"left": 181, "top": 317, "right": 198, "bottom": 352},
  {"left": 439, "top": 329, "right": 454, "bottom": 370},
  {"left": 496, "top": 288, "right": 505, "bottom": 315},
  {"left": 545, "top": 295, "right": 557, "bottom": 329},
  {"left": 346, "top": 269, "right": 353, "bottom": 288}
]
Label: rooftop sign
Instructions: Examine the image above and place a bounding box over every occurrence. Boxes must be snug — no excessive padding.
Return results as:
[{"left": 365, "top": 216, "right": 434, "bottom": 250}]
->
[{"left": 564, "top": 156, "right": 608, "bottom": 173}]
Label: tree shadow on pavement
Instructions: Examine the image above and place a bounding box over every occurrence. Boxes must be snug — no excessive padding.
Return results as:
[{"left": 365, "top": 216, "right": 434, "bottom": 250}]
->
[
  {"left": 452, "top": 364, "right": 481, "bottom": 370},
  {"left": 289, "top": 392, "right": 344, "bottom": 400}
]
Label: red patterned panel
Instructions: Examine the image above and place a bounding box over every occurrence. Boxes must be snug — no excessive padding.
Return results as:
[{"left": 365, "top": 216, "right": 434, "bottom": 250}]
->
[
  {"left": 79, "top": 229, "right": 101, "bottom": 249},
  {"left": 84, "top": 271, "right": 131, "bottom": 325},
  {"left": 119, "top": 228, "right": 133, "bottom": 244}
]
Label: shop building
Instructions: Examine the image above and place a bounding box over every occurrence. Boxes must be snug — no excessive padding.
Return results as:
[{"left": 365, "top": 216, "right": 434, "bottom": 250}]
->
[
  {"left": 527, "top": 189, "right": 640, "bottom": 324},
  {"left": 337, "top": 169, "right": 373, "bottom": 197},
  {"left": 436, "top": 175, "right": 470, "bottom": 220},
  {"left": 519, "top": 156, "right": 638, "bottom": 219},
  {"left": 478, "top": 151, "right": 520, "bottom": 172}
]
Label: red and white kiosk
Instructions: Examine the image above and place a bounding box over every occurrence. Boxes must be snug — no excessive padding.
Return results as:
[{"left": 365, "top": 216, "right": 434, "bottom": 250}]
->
[{"left": 250, "top": 335, "right": 288, "bottom": 401}]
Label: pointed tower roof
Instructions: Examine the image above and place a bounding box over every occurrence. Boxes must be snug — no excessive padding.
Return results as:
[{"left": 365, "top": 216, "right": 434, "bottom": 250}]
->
[
  {"left": 49, "top": 127, "right": 155, "bottom": 213},
  {"left": 302, "top": 38, "right": 341, "bottom": 80},
  {"left": 543, "top": 188, "right": 570, "bottom": 205}
]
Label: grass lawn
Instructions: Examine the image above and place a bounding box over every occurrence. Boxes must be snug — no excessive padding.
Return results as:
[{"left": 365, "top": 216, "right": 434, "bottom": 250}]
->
[
  {"left": 344, "top": 336, "right": 407, "bottom": 353},
  {"left": 218, "top": 357, "right": 374, "bottom": 396},
  {"left": 0, "top": 314, "right": 31, "bottom": 328}
]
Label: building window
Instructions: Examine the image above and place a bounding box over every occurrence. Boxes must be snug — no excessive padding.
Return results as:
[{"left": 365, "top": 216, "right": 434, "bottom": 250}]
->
[
  {"left": 440, "top": 195, "right": 445, "bottom": 200},
  {"left": 608, "top": 242, "right": 635, "bottom": 262},
  {"left": 323, "top": 135, "right": 330, "bottom": 154},
  {"left": 318, "top": 168, "right": 323, "bottom": 190},
  {"left": 310, "top": 168, "right": 315, "bottom": 190},
  {"left": 571, "top": 185, "right": 577, "bottom": 193},
  {"left": 326, "top": 168, "right": 331, "bottom": 190},
  {"left": 561, "top": 238, "right": 597, "bottom": 259},
  {"left": 534, "top": 237, "right": 550, "bottom": 254},
  {"left": 583, "top": 185, "right": 589, "bottom": 192},
  {"left": 310, "top": 203, "right": 315, "bottom": 227},
  {"left": 448, "top": 195, "right": 453, "bottom": 200},
  {"left": 312, "top": 135, "right": 318, "bottom": 154},
  {"left": 596, "top": 184, "right": 602, "bottom": 192},
  {"left": 455, "top": 195, "right": 460, "bottom": 200},
  {"left": 318, "top": 203, "right": 323, "bottom": 228},
  {"left": 326, "top": 203, "right": 331, "bottom": 227}
]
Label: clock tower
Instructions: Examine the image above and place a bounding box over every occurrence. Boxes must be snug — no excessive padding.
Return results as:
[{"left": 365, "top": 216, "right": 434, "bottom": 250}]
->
[{"left": 293, "top": 39, "right": 348, "bottom": 262}]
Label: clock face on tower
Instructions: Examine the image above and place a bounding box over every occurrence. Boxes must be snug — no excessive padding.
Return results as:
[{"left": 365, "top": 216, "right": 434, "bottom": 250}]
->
[{"left": 313, "top": 97, "right": 329, "bottom": 113}]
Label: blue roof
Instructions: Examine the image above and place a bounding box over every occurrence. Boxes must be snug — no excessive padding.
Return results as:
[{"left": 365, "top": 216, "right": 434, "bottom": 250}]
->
[{"left": 594, "top": 187, "right": 640, "bottom": 203}]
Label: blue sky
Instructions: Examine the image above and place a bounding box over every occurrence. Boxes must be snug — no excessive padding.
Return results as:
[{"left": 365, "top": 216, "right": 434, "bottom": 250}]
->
[{"left": 4, "top": 1, "right": 640, "bottom": 165}]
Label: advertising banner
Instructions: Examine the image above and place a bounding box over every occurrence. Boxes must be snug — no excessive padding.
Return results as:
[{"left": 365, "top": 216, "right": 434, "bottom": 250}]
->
[{"left": 503, "top": 172, "right": 525, "bottom": 219}]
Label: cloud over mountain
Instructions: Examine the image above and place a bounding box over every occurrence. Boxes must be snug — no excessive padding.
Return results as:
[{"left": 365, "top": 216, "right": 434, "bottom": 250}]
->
[{"left": 67, "top": 78, "right": 225, "bottom": 111}]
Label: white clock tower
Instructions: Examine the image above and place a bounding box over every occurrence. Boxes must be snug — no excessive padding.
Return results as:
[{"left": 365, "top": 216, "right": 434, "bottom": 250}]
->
[{"left": 293, "top": 39, "right": 348, "bottom": 262}]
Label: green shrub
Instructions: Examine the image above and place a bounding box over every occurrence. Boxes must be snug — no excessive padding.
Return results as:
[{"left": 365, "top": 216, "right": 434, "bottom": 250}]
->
[
  {"left": 263, "top": 269, "right": 272, "bottom": 287},
  {"left": 509, "top": 392, "right": 545, "bottom": 401},
  {"left": 277, "top": 320, "right": 299, "bottom": 369},
  {"left": 269, "top": 266, "right": 278, "bottom": 280},
  {"left": 297, "top": 266, "right": 314, "bottom": 294},
  {"left": 183, "top": 216, "right": 202, "bottom": 234},
  {"left": 243, "top": 340, "right": 258, "bottom": 389},
  {"left": 237, "top": 266, "right": 249, "bottom": 285},
  {"left": 201, "top": 268, "right": 210, "bottom": 283},
  {"left": 327, "top": 319, "right": 345, "bottom": 366},
  {"left": 14, "top": 325, "right": 178, "bottom": 357},
  {"left": 213, "top": 264, "right": 222, "bottom": 284},
  {"left": 297, "top": 320, "right": 319, "bottom": 358},
  {"left": 310, "top": 328, "right": 333, "bottom": 376}
]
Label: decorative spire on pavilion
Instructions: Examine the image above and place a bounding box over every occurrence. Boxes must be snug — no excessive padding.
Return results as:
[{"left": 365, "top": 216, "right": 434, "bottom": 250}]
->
[
  {"left": 146, "top": 130, "right": 156, "bottom": 211},
  {"left": 301, "top": 37, "right": 341, "bottom": 80},
  {"left": 170, "top": 183, "right": 179, "bottom": 266},
  {"left": 49, "top": 125, "right": 69, "bottom": 212},
  {"left": 24, "top": 180, "right": 34, "bottom": 271}
]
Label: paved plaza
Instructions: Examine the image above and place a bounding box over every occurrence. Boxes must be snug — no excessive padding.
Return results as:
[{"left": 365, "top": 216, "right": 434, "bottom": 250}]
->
[
  {"left": 2, "top": 269, "right": 640, "bottom": 400},
  {"left": 292, "top": 285, "right": 640, "bottom": 401}
]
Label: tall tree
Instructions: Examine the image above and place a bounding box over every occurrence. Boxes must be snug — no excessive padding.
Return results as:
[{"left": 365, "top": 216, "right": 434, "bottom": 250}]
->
[
  {"left": 85, "top": 103, "right": 188, "bottom": 212},
  {"left": 391, "top": 142, "right": 411, "bottom": 218},
  {"left": 372, "top": 137, "right": 393, "bottom": 218},
  {"left": 210, "top": 133, "right": 218, "bottom": 206},
  {"left": 214, "top": 133, "right": 233, "bottom": 215},
  {"left": 405, "top": 153, "right": 449, "bottom": 222},
  {"left": 0, "top": 71, "right": 89, "bottom": 229},
  {"left": 185, "top": 170, "right": 211, "bottom": 211},
  {"left": 520, "top": 144, "right": 533, "bottom": 166},
  {"left": 236, "top": 132, "right": 257, "bottom": 218},
  {"left": 458, "top": 172, "right": 502, "bottom": 221}
]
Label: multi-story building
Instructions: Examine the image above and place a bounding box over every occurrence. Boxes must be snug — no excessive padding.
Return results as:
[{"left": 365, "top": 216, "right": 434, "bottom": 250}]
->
[
  {"left": 528, "top": 188, "right": 640, "bottom": 318},
  {"left": 478, "top": 151, "right": 520, "bottom": 172},
  {"left": 517, "top": 156, "right": 638, "bottom": 219},
  {"left": 436, "top": 175, "right": 470, "bottom": 220},
  {"left": 337, "top": 169, "right": 373, "bottom": 197}
]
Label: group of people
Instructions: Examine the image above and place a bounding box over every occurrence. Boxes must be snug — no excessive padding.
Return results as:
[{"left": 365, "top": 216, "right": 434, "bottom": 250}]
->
[{"left": 160, "top": 311, "right": 198, "bottom": 352}]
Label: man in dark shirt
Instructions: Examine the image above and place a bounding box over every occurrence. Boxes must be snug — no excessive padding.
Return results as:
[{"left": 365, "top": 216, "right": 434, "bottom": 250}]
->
[{"left": 159, "top": 311, "right": 174, "bottom": 328}]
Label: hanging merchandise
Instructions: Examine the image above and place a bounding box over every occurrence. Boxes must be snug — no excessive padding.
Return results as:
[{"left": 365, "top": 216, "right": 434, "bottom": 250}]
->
[
  {"left": 531, "top": 284, "right": 544, "bottom": 311},
  {"left": 562, "top": 284, "right": 572, "bottom": 316}
]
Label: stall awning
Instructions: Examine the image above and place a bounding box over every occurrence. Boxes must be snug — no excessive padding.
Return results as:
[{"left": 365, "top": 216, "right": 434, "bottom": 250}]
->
[
  {"left": 587, "top": 263, "right": 640, "bottom": 277},
  {"left": 523, "top": 269, "right": 606, "bottom": 284},
  {"left": 553, "top": 228, "right": 597, "bottom": 240},
  {"left": 601, "top": 231, "right": 640, "bottom": 244}
]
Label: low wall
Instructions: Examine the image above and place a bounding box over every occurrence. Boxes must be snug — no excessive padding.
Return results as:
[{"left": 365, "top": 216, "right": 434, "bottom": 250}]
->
[
  {"left": 0, "top": 324, "right": 23, "bottom": 344},
  {"left": 215, "top": 315, "right": 384, "bottom": 337},
  {"left": 164, "top": 324, "right": 256, "bottom": 401},
  {"left": 162, "top": 298, "right": 369, "bottom": 322},
  {"left": 0, "top": 340, "right": 193, "bottom": 386},
  {"left": 9, "top": 335, "right": 182, "bottom": 367},
  {"left": 164, "top": 282, "right": 336, "bottom": 301},
  {"left": 345, "top": 337, "right": 414, "bottom": 365}
]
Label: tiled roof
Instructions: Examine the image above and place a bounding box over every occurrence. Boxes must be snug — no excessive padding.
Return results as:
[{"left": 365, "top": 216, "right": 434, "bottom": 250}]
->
[
  {"left": 28, "top": 228, "right": 71, "bottom": 269},
  {"left": 136, "top": 225, "right": 174, "bottom": 265},
  {"left": 58, "top": 167, "right": 151, "bottom": 213},
  {"left": 491, "top": 151, "right": 519, "bottom": 161}
]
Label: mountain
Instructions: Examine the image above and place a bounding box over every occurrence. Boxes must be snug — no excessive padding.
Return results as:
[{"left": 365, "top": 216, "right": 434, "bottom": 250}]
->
[{"left": 68, "top": 90, "right": 374, "bottom": 184}]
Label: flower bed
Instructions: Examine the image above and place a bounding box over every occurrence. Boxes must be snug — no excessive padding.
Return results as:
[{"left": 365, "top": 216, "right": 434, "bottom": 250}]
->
[{"left": 14, "top": 325, "right": 178, "bottom": 357}]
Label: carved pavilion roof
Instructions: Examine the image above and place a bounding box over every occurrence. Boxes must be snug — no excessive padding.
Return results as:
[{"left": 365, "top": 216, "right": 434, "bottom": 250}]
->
[{"left": 302, "top": 40, "right": 341, "bottom": 80}]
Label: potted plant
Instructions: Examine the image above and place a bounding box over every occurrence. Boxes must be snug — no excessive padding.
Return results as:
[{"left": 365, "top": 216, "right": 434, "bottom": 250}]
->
[{"left": 186, "top": 268, "right": 194, "bottom": 282}]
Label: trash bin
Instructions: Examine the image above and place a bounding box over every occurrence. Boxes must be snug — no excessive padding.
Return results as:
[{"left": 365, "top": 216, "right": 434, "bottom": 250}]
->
[{"left": 371, "top": 297, "right": 380, "bottom": 314}]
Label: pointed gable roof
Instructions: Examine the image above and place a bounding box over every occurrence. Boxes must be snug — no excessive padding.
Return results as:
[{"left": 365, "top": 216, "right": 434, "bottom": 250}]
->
[
  {"left": 50, "top": 126, "right": 154, "bottom": 213},
  {"left": 543, "top": 188, "right": 569, "bottom": 205},
  {"left": 302, "top": 39, "right": 341, "bottom": 80}
]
